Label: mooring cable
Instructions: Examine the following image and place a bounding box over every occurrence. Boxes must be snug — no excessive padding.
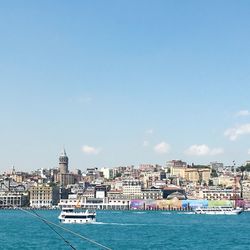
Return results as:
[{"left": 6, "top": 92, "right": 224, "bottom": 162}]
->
[
  {"left": 31, "top": 209, "right": 77, "bottom": 250},
  {"left": 0, "top": 199, "right": 112, "bottom": 250}
]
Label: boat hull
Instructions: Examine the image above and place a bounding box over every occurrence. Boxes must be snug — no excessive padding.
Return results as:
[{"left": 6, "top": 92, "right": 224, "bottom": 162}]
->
[
  {"left": 195, "top": 211, "right": 241, "bottom": 215},
  {"left": 59, "top": 217, "right": 96, "bottom": 224},
  {"left": 194, "top": 207, "right": 242, "bottom": 215},
  {"left": 58, "top": 208, "right": 96, "bottom": 224}
]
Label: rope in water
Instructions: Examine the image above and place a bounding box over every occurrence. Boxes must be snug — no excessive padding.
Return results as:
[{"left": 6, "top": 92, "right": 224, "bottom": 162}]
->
[
  {"left": 31, "top": 209, "right": 77, "bottom": 250},
  {"left": 0, "top": 199, "right": 112, "bottom": 250}
]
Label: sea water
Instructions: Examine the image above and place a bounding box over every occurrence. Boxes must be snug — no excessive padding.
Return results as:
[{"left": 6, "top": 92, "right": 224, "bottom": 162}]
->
[{"left": 0, "top": 210, "right": 250, "bottom": 250}]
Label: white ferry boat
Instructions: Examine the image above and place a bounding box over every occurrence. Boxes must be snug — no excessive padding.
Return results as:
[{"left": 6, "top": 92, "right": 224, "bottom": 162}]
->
[
  {"left": 194, "top": 206, "right": 243, "bottom": 215},
  {"left": 58, "top": 207, "right": 96, "bottom": 224}
]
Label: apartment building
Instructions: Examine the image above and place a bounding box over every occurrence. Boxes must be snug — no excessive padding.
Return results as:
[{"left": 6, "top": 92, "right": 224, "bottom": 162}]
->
[{"left": 29, "top": 184, "right": 59, "bottom": 208}]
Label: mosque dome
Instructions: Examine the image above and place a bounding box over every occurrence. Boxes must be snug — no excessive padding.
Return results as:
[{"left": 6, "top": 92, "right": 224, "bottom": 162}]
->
[{"left": 167, "top": 191, "right": 186, "bottom": 200}]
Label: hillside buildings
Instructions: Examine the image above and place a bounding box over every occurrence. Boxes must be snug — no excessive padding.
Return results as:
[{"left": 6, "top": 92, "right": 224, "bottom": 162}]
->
[
  {"left": 169, "top": 160, "right": 211, "bottom": 184},
  {"left": 1, "top": 153, "right": 250, "bottom": 209}
]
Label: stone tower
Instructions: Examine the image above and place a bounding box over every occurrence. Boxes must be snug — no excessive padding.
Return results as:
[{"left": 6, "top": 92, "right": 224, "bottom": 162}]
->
[{"left": 59, "top": 148, "right": 69, "bottom": 174}]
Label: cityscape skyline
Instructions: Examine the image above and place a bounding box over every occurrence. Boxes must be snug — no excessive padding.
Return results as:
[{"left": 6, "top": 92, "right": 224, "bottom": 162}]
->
[{"left": 1, "top": 1, "right": 250, "bottom": 171}]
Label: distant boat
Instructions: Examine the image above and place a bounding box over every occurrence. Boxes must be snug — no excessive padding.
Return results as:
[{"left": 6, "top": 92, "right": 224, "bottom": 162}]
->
[
  {"left": 58, "top": 207, "right": 96, "bottom": 224},
  {"left": 194, "top": 206, "right": 243, "bottom": 215}
]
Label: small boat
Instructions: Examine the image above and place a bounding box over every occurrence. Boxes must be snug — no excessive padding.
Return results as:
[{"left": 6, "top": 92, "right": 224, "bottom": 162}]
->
[
  {"left": 58, "top": 207, "right": 96, "bottom": 224},
  {"left": 194, "top": 206, "right": 243, "bottom": 215}
]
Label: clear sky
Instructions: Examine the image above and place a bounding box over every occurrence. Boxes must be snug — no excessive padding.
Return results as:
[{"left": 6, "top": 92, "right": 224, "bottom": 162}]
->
[{"left": 1, "top": 1, "right": 250, "bottom": 172}]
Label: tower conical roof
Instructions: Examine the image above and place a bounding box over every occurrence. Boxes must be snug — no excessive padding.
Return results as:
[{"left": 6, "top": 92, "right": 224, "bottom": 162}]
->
[{"left": 61, "top": 148, "right": 67, "bottom": 156}]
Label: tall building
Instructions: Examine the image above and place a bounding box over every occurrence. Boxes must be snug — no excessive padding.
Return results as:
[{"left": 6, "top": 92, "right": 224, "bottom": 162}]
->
[
  {"left": 59, "top": 149, "right": 69, "bottom": 174},
  {"left": 55, "top": 149, "right": 75, "bottom": 187}
]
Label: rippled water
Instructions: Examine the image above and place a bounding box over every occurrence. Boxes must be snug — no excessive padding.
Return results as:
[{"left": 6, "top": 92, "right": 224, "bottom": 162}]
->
[{"left": 1, "top": 210, "right": 250, "bottom": 249}]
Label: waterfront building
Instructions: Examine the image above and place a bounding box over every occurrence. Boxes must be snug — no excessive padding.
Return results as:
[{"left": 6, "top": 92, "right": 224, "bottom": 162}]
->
[
  {"left": 0, "top": 192, "right": 29, "bottom": 208},
  {"left": 141, "top": 188, "right": 163, "bottom": 200},
  {"left": 0, "top": 178, "right": 29, "bottom": 207},
  {"left": 201, "top": 188, "right": 240, "bottom": 200},
  {"left": 122, "top": 179, "right": 142, "bottom": 199},
  {"left": 58, "top": 197, "right": 130, "bottom": 210},
  {"left": 29, "top": 184, "right": 59, "bottom": 208}
]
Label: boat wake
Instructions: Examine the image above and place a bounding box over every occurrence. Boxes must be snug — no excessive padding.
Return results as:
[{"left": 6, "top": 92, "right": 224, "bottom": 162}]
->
[
  {"left": 92, "top": 222, "right": 147, "bottom": 226},
  {"left": 177, "top": 212, "right": 195, "bottom": 215}
]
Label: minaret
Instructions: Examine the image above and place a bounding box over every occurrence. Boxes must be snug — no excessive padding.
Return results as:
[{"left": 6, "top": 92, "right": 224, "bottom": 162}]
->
[{"left": 59, "top": 148, "right": 69, "bottom": 174}]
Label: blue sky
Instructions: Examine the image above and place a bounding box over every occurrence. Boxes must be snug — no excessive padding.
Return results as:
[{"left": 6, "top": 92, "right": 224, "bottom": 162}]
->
[{"left": 1, "top": 1, "right": 250, "bottom": 172}]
